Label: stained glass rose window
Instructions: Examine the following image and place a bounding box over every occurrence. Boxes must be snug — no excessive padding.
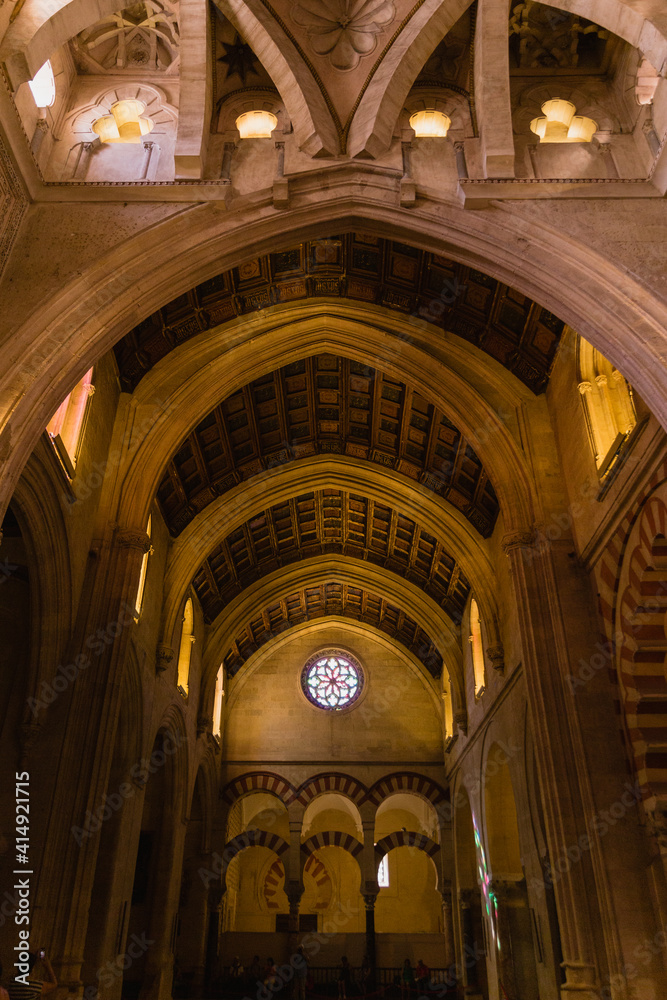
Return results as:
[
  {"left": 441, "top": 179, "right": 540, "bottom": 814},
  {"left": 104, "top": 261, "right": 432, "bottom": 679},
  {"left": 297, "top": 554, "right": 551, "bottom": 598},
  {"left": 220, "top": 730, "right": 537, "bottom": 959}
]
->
[{"left": 301, "top": 650, "right": 363, "bottom": 710}]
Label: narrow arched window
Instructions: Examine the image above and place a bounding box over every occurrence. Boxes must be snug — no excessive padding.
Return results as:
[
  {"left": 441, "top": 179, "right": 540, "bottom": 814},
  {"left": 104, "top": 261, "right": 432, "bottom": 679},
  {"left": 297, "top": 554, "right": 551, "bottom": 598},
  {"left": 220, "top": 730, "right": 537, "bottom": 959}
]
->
[
  {"left": 377, "top": 855, "right": 389, "bottom": 888},
  {"left": 29, "top": 60, "right": 56, "bottom": 108},
  {"left": 177, "top": 598, "right": 195, "bottom": 697},
  {"left": 577, "top": 338, "right": 636, "bottom": 476},
  {"left": 213, "top": 666, "right": 225, "bottom": 739},
  {"left": 469, "top": 598, "right": 485, "bottom": 697},
  {"left": 46, "top": 367, "right": 94, "bottom": 476},
  {"left": 442, "top": 682, "right": 454, "bottom": 740},
  {"left": 134, "top": 515, "right": 152, "bottom": 618}
]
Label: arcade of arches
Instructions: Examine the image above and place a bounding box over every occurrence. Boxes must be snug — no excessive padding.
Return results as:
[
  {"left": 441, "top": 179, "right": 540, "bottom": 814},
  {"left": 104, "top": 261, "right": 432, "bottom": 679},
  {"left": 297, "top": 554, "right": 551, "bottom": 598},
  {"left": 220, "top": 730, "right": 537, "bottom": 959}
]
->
[{"left": 3, "top": 3, "right": 667, "bottom": 1000}]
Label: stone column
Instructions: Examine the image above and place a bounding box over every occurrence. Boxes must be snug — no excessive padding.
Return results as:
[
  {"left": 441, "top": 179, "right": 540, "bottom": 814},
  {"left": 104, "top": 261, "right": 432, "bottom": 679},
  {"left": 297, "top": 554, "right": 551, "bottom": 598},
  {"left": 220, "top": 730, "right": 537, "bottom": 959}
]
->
[
  {"left": 440, "top": 884, "right": 455, "bottom": 969},
  {"left": 642, "top": 118, "right": 661, "bottom": 157},
  {"left": 474, "top": 0, "right": 515, "bottom": 177},
  {"left": 205, "top": 886, "right": 224, "bottom": 992},
  {"left": 181, "top": 853, "right": 212, "bottom": 996},
  {"left": 454, "top": 141, "right": 468, "bottom": 180},
  {"left": 400, "top": 129, "right": 416, "bottom": 206},
  {"left": 74, "top": 141, "right": 94, "bottom": 180},
  {"left": 458, "top": 889, "right": 482, "bottom": 998},
  {"left": 31, "top": 525, "right": 151, "bottom": 993},
  {"left": 489, "top": 880, "right": 517, "bottom": 1000},
  {"left": 140, "top": 773, "right": 189, "bottom": 1000},
  {"left": 30, "top": 118, "right": 49, "bottom": 156},
  {"left": 598, "top": 143, "right": 619, "bottom": 179},
  {"left": 220, "top": 141, "right": 235, "bottom": 181},
  {"left": 502, "top": 531, "right": 599, "bottom": 997},
  {"left": 140, "top": 141, "right": 157, "bottom": 180},
  {"left": 273, "top": 141, "right": 289, "bottom": 209},
  {"left": 363, "top": 893, "right": 378, "bottom": 990},
  {"left": 286, "top": 882, "right": 303, "bottom": 953}
]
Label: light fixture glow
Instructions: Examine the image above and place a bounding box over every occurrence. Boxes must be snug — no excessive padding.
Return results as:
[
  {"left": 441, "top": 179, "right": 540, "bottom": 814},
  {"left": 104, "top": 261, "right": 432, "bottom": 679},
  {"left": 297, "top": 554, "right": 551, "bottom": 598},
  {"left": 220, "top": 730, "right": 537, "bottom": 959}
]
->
[
  {"left": 530, "top": 99, "right": 597, "bottom": 143},
  {"left": 93, "top": 99, "right": 154, "bottom": 143},
  {"left": 28, "top": 61, "right": 56, "bottom": 109},
  {"left": 236, "top": 110, "right": 277, "bottom": 139},
  {"left": 409, "top": 109, "right": 451, "bottom": 138}
]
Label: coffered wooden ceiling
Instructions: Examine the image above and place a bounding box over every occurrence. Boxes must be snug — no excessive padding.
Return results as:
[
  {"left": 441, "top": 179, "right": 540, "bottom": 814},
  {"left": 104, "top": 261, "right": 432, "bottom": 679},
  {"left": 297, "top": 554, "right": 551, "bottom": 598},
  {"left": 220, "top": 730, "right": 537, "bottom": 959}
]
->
[
  {"left": 157, "top": 353, "right": 499, "bottom": 538},
  {"left": 113, "top": 233, "right": 564, "bottom": 396},
  {"left": 191, "top": 489, "right": 470, "bottom": 628},
  {"left": 223, "top": 581, "right": 443, "bottom": 678}
]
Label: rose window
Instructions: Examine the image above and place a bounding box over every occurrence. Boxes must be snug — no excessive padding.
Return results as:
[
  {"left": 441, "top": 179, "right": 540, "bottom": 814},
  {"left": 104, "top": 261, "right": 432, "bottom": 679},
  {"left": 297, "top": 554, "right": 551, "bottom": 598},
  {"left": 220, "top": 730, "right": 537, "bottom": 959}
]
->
[{"left": 301, "top": 650, "right": 363, "bottom": 710}]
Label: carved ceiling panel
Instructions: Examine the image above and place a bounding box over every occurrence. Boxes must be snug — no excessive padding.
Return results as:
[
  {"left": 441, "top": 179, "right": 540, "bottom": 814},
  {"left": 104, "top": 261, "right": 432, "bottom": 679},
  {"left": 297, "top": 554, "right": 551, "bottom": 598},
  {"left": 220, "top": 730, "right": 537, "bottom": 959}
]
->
[
  {"left": 114, "top": 233, "right": 564, "bottom": 396},
  {"left": 191, "top": 488, "right": 470, "bottom": 626},
  {"left": 70, "top": 0, "right": 180, "bottom": 73},
  {"left": 156, "top": 353, "right": 499, "bottom": 538},
  {"left": 223, "top": 581, "right": 443, "bottom": 677},
  {"left": 509, "top": 1, "right": 613, "bottom": 74}
]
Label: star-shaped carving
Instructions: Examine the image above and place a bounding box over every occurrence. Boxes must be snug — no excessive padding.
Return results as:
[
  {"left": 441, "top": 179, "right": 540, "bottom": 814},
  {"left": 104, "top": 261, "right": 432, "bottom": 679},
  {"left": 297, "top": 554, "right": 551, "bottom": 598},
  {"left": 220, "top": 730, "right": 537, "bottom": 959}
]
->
[{"left": 218, "top": 34, "right": 258, "bottom": 83}]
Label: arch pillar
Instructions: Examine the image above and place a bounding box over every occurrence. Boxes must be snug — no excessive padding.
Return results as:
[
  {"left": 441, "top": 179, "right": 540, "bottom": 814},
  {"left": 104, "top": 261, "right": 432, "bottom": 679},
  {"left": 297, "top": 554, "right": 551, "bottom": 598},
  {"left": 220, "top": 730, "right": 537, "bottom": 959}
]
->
[
  {"left": 458, "top": 888, "right": 483, "bottom": 999},
  {"left": 205, "top": 884, "right": 225, "bottom": 993},
  {"left": 439, "top": 882, "right": 455, "bottom": 970},
  {"left": 178, "top": 851, "right": 213, "bottom": 996},
  {"left": 502, "top": 530, "right": 600, "bottom": 997},
  {"left": 362, "top": 891, "right": 378, "bottom": 991},
  {"left": 30, "top": 525, "right": 149, "bottom": 993}
]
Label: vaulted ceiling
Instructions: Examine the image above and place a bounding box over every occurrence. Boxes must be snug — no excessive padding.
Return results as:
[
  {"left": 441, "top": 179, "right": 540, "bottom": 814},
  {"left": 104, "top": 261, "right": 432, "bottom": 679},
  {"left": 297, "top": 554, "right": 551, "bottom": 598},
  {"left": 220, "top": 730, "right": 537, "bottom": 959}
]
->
[
  {"left": 222, "top": 581, "right": 444, "bottom": 677},
  {"left": 156, "top": 353, "right": 499, "bottom": 538},
  {"left": 191, "top": 489, "right": 470, "bottom": 628},
  {"left": 113, "top": 233, "right": 564, "bottom": 395}
]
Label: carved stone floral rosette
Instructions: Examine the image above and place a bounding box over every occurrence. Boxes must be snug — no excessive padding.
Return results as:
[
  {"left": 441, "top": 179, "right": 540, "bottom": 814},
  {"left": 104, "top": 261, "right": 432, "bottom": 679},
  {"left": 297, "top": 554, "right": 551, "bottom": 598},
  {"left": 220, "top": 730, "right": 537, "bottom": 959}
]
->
[{"left": 291, "top": 0, "right": 396, "bottom": 71}]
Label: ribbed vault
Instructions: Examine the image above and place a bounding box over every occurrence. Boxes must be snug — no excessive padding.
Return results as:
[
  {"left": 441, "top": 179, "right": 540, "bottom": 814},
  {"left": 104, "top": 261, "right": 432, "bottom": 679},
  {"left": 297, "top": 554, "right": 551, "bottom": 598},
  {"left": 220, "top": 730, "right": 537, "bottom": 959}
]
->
[
  {"left": 114, "top": 233, "right": 563, "bottom": 396},
  {"left": 157, "top": 352, "right": 499, "bottom": 538},
  {"left": 191, "top": 488, "right": 470, "bottom": 626},
  {"left": 222, "top": 581, "right": 444, "bottom": 678}
]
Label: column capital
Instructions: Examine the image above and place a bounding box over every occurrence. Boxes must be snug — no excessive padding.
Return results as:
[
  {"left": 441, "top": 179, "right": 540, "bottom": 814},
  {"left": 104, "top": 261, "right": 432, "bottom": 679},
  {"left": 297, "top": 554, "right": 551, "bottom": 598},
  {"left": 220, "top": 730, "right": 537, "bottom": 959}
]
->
[
  {"left": 116, "top": 527, "right": 151, "bottom": 553},
  {"left": 578, "top": 380, "right": 593, "bottom": 395},
  {"left": 458, "top": 887, "right": 476, "bottom": 907},
  {"left": 501, "top": 529, "right": 535, "bottom": 554},
  {"left": 156, "top": 643, "right": 174, "bottom": 673},
  {"left": 453, "top": 710, "right": 468, "bottom": 735},
  {"left": 486, "top": 643, "right": 505, "bottom": 673},
  {"left": 363, "top": 885, "right": 378, "bottom": 909},
  {"left": 489, "top": 877, "right": 524, "bottom": 901}
]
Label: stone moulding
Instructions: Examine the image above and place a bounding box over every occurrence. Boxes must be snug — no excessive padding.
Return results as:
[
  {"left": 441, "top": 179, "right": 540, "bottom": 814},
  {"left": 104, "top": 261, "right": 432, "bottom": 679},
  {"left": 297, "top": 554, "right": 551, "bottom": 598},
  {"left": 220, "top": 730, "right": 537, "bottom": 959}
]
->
[{"left": 0, "top": 133, "right": 27, "bottom": 277}]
